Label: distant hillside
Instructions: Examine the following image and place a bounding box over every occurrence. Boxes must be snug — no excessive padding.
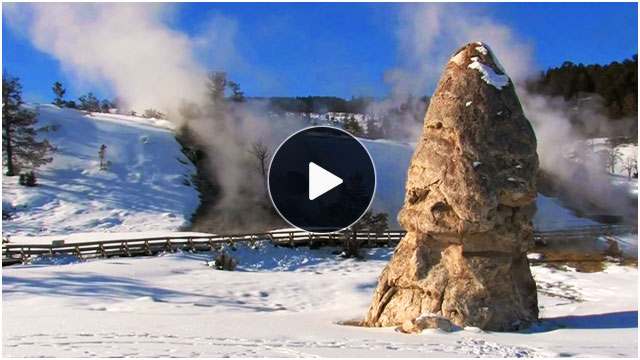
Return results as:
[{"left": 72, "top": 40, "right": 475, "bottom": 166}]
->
[
  {"left": 527, "top": 55, "right": 638, "bottom": 136},
  {"left": 2, "top": 105, "right": 200, "bottom": 236}
]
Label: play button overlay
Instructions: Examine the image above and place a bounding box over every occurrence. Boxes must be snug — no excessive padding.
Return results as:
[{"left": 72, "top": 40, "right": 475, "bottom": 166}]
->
[
  {"left": 268, "top": 126, "right": 376, "bottom": 233},
  {"left": 308, "top": 162, "right": 343, "bottom": 200}
]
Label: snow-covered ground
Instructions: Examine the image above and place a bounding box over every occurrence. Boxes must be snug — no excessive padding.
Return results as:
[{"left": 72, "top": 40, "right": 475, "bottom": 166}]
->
[
  {"left": 2, "top": 106, "right": 637, "bottom": 357},
  {"left": 2, "top": 245, "right": 637, "bottom": 357},
  {"left": 2, "top": 105, "right": 200, "bottom": 236}
]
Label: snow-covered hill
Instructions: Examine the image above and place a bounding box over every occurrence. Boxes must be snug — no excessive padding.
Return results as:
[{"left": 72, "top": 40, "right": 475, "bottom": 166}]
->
[
  {"left": 1, "top": 105, "right": 631, "bottom": 238},
  {"left": 2, "top": 105, "right": 200, "bottom": 236}
]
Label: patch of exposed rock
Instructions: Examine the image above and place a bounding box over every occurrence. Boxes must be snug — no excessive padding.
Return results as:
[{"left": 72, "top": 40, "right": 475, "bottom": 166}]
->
[{"left": 363, "top": 42, "right": 539, "bottom": 332}]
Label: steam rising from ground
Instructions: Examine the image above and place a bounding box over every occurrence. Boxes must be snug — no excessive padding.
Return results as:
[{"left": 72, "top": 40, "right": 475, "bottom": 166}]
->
[{"left": 4, "top": 3, "right": 291, "bottom": 230}]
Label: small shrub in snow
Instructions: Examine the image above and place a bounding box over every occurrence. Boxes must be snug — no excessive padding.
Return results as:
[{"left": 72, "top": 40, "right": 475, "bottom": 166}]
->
[
  {"left": 39, "top": 122, "right": 61, "bottom": 132},
  {"left": 603, "top": 238, "right": 622, "bottom": 258},
  {"left": 341, "top": 232, "right": 362, "bottom": 259},
  {"left": 213, "top": 251, "right": 238, "bottom": 271},
  {"left": 18, "top": 171, "right": 37, "bottom": 187},
  {"left": 143, "top": 108, "right": 166, "bottom": 119}
]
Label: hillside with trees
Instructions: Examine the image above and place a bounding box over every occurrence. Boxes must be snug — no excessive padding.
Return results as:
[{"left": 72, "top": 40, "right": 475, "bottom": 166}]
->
[{"left": 527, "top": 55, "right": 638, "bottom": 137}]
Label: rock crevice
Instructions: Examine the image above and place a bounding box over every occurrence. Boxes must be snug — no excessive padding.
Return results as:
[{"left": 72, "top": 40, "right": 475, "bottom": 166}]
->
[{"left": 363, "top": 42, "right": 539, "bottom": 332}]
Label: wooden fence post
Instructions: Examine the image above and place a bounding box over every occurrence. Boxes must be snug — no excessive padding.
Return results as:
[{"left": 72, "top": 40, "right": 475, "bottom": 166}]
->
[
  {"left": 97, "top": 243, "right": 106, "bottom": 257},
  {"left": 144, "top": 240, "right": 151, "bottom": 256}
]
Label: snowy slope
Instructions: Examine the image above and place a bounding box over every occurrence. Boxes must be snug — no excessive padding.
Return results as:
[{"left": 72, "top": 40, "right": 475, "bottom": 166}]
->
[
  {"left": 2, "top": 246, "right": 637, "bottom": 357},
  {"left": 2, "top": 105, "right": 200, "bottom": 236},
  {"left": 1, "top": 105, "right": 626, "bottom": 238}
]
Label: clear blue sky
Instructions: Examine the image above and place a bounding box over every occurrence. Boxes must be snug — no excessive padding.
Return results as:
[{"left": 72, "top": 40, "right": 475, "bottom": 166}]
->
[{"left": 2, "top": 2, "right": 638, "bottom": 103}]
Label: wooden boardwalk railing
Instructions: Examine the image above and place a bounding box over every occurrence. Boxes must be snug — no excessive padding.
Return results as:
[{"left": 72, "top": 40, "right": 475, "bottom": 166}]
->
[{"left": 2, "top": 225, "right": 634, "bottom": 266}]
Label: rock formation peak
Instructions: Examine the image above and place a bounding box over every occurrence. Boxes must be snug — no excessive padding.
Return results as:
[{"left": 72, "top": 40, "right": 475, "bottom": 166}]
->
[{"left": 363, "top": 42, "right": 539, "bottom": 332}]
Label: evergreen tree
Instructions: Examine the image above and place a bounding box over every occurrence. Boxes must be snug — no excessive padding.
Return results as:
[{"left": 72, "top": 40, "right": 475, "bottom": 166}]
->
[
  {"left": 366, "top": 116, "right": 383, "bottom": 139},
  {"left": 78, "top": 92, "right": 100, "bottom": 112},
  {"left": 228, "top": 81, "right": 244, "bottom": 103},
  {"left": 2, "top": 71, "right": 55, "bottom": 176},
  {"left": 52, "top": 81, "right": 66, "bottom": 106},
  {"left": 343, "top": 115, "right": 363, "bottom": 136},
  {"left": 100, "top": 99, "right": 112, "bottom": 113}
]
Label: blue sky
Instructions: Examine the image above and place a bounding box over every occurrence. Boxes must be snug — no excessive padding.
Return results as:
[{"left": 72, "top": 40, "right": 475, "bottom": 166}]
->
[{"left": 2, "top": 2, "right": 638, "bottom": 103}]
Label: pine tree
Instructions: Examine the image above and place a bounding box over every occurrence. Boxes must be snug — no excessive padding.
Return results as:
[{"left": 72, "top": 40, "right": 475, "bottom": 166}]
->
[
  {"left": 228, "top": 81, "right": 244, "bottom": 103},
  {"left": 100, "top": 99, "right": 112, "bottom": 113},
  {"left": 366, "top": 116, "right": 382, "bottom": 139},
  {"left": 78, "top": 92, "right": 100, "bottom": 112},
  {"left": 52, "top": 81, "right": 66, "bottom": 106},
  {"left": 343, "top": 115, "right": 363, "bottom": 136},
  {"left": 2, "top": 71, "right": 55, "bottom": 176}
]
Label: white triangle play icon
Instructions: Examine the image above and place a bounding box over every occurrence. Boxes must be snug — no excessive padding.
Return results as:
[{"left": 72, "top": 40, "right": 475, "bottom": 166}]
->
[{"left": 308, "top": 162, "right": 343, "bottom": 200}]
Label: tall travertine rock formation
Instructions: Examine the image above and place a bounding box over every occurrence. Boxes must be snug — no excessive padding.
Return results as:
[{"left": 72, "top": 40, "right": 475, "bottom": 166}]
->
[{"left": 363, "top": 42, "right": 539, "bottom": 332}]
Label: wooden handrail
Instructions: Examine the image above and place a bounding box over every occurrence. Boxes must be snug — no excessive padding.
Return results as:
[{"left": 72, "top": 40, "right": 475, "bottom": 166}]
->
[{"left": 3, "top": 224, "right": 634, "bottom": 265}]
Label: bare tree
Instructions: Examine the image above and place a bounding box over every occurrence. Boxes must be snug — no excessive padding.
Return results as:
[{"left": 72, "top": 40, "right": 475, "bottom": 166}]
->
[
  {"left": 249, "top": 140, "right": 270, "bottom": 197},
  {"left": 622, "top": 153, "right": 638, "bottom": 181},
  {"left": 597, "top": 141, "right": 622, "bottom": 174},
  {"left": 207, "top": 71, "right": 227, "bottom": 105},
  {"left": 567, "top": 140, "right": 592, "bottom": 165}
]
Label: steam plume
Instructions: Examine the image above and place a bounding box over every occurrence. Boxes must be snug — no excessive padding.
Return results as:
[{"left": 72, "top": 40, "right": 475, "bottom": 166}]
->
[
  {"left": 4, "top": 3, "right": 292, "bottom": 230},
  {"left": 388, "top": 3, "right": 636, "bottom": 222}
]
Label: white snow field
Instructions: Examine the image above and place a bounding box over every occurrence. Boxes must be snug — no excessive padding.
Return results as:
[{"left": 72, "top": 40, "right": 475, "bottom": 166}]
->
[
  {"left": 2, "top": 245, "right": 637, "bottom": 357},
  {"left": 2, "top": 105, "right": 200, "bottom": 236}
]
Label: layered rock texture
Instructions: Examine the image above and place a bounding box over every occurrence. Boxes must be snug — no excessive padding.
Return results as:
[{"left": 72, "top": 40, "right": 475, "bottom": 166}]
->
[{"left": 363, "top": 42, "right": 539, "bottom": 332}]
